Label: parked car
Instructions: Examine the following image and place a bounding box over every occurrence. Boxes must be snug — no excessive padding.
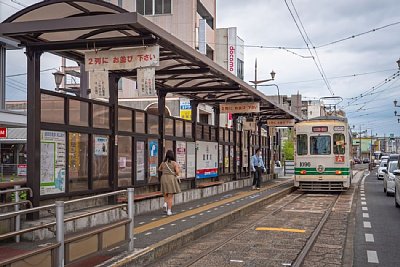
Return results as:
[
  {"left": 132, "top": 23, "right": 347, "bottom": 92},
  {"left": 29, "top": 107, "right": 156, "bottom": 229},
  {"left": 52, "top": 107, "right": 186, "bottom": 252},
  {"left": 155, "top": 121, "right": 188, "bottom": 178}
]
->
[
  {"left": 377, "top": 159, "right": 388, "bottom": 180},
  {"left": 383, "top": 160, "right": 397, "bottom": 195},
  {"left": 362, "top": 158, "right": 370, "bottom": 164},
  {"left": 394, "top": 169, "right": 400, "bottom": 207},
  {"left": 354, "top": 158, "right": 361, "bottom": 164}
]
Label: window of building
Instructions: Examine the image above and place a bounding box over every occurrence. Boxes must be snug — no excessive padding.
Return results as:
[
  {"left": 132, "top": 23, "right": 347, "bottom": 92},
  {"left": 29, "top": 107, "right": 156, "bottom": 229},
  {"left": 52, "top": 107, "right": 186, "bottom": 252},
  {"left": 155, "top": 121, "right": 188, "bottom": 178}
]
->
[
  {"left": 333, "top": 133, "right": 345, "bottom": 154},
  {"left": 199, "top": 113, "right": 209, "bottom": 124},
  {"left": 310, "top": 136, "right": 331, "bottom": 155},
  {"left": 237, "top": 58, "right": 244, "bottom": 80},
  {"left": 136, "top": 0, "right": 172, "bottom": 15},
  {"left": 296, "top": 134, "right": 308, "bottom": 155}
]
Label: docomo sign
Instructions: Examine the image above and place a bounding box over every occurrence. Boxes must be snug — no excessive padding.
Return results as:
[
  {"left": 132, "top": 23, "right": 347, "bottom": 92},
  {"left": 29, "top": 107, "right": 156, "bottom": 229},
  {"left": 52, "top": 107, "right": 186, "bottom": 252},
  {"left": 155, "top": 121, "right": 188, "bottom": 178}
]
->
[
  {"left": 227, "top": 27, "right": 237, "bottom": 75},
  {"left": 85, "top": 46, "right": 159, "bottom": 71},
  {"left": 229, "top": 45, "right": 235, "bottom": 73},
  {"left": 0, "top": 128, "right": 7, "bottom": 138},
  {"left": 220, "top": 102, "right": 260, "bottom": 114}
]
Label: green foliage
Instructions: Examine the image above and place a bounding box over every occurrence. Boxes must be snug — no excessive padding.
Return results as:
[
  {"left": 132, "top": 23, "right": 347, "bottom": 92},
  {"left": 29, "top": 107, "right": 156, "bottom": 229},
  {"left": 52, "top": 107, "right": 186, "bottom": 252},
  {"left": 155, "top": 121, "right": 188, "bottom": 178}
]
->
[{"left": 282, "top": 139, "right": 294, "bottom": 160}]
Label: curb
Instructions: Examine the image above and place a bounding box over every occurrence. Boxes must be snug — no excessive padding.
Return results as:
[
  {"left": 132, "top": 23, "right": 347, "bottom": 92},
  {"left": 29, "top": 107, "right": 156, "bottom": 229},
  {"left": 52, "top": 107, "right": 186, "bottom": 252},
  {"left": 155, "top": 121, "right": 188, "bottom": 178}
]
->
[{"left": 107, "top": 183, "right": 295, "bottom": 267}]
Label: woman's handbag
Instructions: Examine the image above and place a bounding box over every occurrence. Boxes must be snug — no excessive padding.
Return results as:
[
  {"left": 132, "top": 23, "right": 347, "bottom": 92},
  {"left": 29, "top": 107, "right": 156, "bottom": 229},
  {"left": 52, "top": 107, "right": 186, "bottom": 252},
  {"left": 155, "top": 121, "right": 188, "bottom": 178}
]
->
[{"left": 165, "top": 162, "right": 181, "bottom": 183}]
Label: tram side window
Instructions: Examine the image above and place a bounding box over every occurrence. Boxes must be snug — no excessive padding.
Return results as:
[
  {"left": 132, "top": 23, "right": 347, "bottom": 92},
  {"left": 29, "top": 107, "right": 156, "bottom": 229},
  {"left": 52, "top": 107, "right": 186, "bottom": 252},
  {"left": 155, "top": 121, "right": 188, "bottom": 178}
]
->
[
  {"left": 297, "top": 134, "right": 308, "bottom": 155},
  {"left": 333, "top": 133, "right": 345, "bottom": 154},
  {"left": 310, "top": 136, "right": 331, "bottom": 155}
]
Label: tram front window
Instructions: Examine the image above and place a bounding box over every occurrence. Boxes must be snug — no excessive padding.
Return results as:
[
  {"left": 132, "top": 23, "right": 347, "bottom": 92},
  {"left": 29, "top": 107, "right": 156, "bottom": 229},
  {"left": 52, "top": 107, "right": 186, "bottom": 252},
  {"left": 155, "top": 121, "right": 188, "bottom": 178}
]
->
[
  {"left": 333, "top": 133, "right": 345, "bottom": 154},
  {"left": 297, "top": 134, "right": 308, "bottom": 155},
  {"left": 310, "top": 136, "right": 331, "bottom": 155}
]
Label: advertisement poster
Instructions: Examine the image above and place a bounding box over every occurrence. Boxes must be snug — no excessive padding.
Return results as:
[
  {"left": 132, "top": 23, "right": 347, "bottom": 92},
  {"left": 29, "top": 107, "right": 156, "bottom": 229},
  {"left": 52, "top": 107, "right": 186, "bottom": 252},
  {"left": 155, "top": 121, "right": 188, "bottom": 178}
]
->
[
  {"left": 136, "top": 141, "right": 145, "bottom": 181},
  {"left": 148, "top": 140, "right": 158, "bottom": 183},
  {"left": 219, "top": 145, "right": 223, "bottom": 164},
  {"left": 176, "top": 141, "right": 187, "bottom": 179},
  {"left": 196, "top": 141, "right": 218, "bottom": 179},
  {"left": 186, "top": 142, "right": 196, "bottom": 178},
  {"left": 224, "top": 146, "right": 229, "bottom": 168},
  {"left": 94, "top": 137, "right": 108, "bottom": 156},
  {"left": 179, "top": 98, "right": 192, "bottom": 120},
  {"left": 17, "top": 164, "right": 27, "bottom": 176},
  {"left": 40, "top": 130, "right": 66, "bottom": 195},
  {"left": 242, "top": 150, "right": 249, "bottom": 168}
]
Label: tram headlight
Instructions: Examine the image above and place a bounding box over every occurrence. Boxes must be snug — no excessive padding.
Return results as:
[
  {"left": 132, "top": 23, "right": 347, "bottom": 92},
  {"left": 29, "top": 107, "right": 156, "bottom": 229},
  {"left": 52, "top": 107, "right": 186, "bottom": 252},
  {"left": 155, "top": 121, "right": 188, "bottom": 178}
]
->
[
  {"left": 335, "top": 170, "right": 342, "bottom": 175},
  {"left": 300, "top": 170, "right": 307, "bottom": 175}
]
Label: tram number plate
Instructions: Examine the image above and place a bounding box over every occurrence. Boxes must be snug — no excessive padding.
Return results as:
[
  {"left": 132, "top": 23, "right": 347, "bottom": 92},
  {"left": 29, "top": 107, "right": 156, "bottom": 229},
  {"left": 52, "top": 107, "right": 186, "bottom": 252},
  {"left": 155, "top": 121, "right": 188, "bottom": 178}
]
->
[{"left": 300, "top": 162, "right": 311, "bottom": 167}]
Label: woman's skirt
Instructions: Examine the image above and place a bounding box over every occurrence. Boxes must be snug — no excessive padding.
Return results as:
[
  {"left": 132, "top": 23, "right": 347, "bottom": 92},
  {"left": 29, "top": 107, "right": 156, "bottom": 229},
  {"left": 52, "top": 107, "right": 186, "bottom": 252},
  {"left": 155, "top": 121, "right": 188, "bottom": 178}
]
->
[{"left": 160, "top": 174, "right": 181, "bottom": 194}]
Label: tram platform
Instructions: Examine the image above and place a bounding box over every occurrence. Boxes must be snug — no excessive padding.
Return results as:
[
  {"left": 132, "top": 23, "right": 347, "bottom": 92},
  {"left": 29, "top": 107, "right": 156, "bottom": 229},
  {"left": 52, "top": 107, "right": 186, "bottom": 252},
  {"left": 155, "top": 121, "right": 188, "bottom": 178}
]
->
[{"left": 0, "top": 177, "right": 294, "bottom": 267}]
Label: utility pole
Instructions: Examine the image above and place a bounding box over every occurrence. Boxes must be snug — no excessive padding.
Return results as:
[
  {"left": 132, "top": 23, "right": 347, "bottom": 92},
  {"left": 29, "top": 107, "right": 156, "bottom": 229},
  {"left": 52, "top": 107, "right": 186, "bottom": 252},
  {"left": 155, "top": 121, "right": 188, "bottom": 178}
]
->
[
  {"left": 359, "top": 125, "right": 362, "bottom": 159},
  {"left": 370, "top": 129, "right": 373, "bottom": 163}
]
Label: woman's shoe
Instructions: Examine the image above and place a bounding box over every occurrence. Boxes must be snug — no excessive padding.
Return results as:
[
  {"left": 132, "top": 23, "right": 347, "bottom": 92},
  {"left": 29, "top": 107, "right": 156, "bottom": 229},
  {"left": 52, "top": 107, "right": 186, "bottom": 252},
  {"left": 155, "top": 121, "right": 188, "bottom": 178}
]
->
[
  {"left": 167, "top": 209, "right": 172, "bottom": 216},
  {"left": 163, "top": 202, "right": 167, "bottom": 213}
]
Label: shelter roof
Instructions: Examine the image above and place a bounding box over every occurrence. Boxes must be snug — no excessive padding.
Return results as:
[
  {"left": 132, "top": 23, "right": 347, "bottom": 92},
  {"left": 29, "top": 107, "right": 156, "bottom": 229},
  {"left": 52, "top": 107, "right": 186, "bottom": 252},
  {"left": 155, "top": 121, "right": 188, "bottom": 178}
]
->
[{"left": 0, "top": 0, "right": 301, "bottom": 121}]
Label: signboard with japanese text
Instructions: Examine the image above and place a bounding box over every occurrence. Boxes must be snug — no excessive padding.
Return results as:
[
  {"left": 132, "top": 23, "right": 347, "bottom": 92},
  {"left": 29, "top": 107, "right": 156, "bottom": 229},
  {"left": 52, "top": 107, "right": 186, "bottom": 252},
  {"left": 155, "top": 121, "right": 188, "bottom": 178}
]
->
[
  {"left": 136, "top": 141, "right": 145, "bottom": 181},
  {"left": 137, "top": 67, "right": 156, "bottom": 96},
  {"left": 85, "top": 46, "right": 159, "bottom": 71},
  {"left": 186, "top": 142, "right": 196, "bottom": 178},
  {"left": 40, "top": 130, "right": 66, "bottom": 195},
  {"left": 243, "top": 121, "right": 257, "bottom": 131},
  {"left": 176, "top": 141, "right": 187, "bottom": 179},
  {"left": 17, "top": 164, "right": 27, "bottom": 176},
  {"left": 0, "top": 128, "right": 7, "bottom": 138},
  {"left": 196, "top": 141, "right": 218, "bottom": 179},
  {"left": 242, "top": 150, "right": 249, "bottom": 168},
  {"left": 180, "top": 98, "right": 192, "bottom": 120},
  {"left": 220, "top": 102, "right": 260, "bottom": 114},
  {"left": 266, "top": 119, "right": 295, "bottom": 127},
  {"left": 89, "top": 71, "right": 109, "bottom": 98}
]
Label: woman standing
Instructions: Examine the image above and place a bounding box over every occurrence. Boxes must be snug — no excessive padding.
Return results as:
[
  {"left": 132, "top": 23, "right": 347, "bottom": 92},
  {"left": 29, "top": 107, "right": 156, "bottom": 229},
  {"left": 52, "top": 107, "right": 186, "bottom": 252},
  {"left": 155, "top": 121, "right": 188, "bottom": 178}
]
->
[{"left": 159, "top": 150, "right": 181, "bottom": 215}]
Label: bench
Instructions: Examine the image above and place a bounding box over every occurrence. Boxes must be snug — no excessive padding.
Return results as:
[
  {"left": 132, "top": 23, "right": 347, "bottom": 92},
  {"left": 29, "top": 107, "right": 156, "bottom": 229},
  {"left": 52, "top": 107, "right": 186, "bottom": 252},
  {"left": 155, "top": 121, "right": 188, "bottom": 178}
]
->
[
  {"left": 117, "top": 191, "right": 163, "bottom": 203},
  {"left": 197, "top": 181, "right": 223, "bottom": 188}
]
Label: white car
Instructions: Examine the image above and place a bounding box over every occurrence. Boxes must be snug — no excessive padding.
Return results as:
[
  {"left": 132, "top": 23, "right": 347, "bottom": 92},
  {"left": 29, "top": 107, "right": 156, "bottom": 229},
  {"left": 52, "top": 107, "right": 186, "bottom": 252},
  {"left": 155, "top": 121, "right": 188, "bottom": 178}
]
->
[
  {"left": 394, "top": 169, "right": 400, "bottom": 207},
  {"left": 377, "top": 160, "right": 388, "bottom": 180},
  {"left": 383, "top": 161, "right": 397, "bottom": 196}
]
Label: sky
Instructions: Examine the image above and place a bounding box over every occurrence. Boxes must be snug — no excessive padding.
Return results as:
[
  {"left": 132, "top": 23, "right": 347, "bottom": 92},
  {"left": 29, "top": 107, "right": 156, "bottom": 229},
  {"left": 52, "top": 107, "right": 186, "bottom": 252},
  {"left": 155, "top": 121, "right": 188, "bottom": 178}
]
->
[{"left": 1, "top": 0, "right": 400, "bottom": 136}]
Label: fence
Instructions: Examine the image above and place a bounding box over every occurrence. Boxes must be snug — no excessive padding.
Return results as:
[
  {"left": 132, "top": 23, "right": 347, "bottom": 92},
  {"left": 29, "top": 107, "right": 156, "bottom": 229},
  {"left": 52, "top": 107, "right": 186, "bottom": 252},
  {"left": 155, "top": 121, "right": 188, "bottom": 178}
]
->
[{"left": 284, "top": 160, "right": 295, "bottom": 175}]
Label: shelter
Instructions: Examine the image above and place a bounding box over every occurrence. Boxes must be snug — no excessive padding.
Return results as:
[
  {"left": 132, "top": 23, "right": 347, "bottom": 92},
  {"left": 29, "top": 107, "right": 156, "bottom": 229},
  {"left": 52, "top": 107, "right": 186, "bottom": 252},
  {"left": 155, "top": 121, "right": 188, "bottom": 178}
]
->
[{"left": 0, "top": 0, "right": 300, "bottom": 209}]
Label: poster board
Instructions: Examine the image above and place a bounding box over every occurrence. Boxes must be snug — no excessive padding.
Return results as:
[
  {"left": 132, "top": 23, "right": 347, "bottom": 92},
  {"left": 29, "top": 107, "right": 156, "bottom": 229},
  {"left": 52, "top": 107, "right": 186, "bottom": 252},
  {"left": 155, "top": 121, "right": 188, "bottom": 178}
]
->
[
  {"left": 40, "top": 130, "right": 66, "bottom": 195},
  {"left": 176, "top": 141, "right": 187, "bottom": 179},
  {"left": 148, "top": 140, "right": 158, "bottom": 183},
  {"left": 136, "top": 141, "right": 145, "bottom": 181},
  {"left": 196, "top": 141, "right": 218, "bottom": 179},
  {"left": 186, "top": 142, "right": 196, "bottom": 178}
]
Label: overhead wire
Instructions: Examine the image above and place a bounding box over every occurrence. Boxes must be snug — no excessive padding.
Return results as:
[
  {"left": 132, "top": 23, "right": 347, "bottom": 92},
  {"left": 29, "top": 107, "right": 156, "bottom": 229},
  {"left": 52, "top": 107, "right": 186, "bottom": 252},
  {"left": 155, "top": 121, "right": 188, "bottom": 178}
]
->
[{"left": 283, "top": 0, "right": 334, "bottom": 96}]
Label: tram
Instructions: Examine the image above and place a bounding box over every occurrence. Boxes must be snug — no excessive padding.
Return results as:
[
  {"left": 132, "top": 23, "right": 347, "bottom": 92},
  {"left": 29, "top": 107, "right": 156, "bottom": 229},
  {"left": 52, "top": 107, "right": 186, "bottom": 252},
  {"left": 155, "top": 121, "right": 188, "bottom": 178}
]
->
[{"left": 294, "top": 116, "right": 352, "bottom": 191}]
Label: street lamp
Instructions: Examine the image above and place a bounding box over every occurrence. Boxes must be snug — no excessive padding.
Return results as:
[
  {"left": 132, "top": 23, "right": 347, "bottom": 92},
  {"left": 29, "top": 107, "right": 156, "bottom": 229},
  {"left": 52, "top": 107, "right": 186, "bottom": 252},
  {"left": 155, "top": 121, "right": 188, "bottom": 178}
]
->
[
  {"left": 394, "top": 100, "right": 399, "bottom": 107},
  {"left": 52, "top": 71, "right": 89, "bottom": 96},
  {"left": 397, "top": 58, "right": 400, "bottom": 69},
  {"left": 259, "top": 84, "right": 281, "bottom": 104},
  {"left": 249, "top": 58, "right": 276, "bottom": 89}
]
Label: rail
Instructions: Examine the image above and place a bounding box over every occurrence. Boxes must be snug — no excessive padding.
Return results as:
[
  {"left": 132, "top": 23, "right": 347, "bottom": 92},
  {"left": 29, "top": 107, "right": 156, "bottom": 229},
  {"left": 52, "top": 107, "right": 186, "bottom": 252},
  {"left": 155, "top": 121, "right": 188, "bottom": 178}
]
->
[{"left": 0, "top": 188, "right": 135, "bottom": 267}]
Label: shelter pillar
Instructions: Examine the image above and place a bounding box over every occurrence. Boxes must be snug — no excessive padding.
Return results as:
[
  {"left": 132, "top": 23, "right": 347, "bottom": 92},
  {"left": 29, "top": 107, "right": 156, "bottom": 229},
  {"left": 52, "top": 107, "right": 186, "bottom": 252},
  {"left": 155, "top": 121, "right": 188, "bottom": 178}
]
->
[
  {"left": 0, "top": 45, "right": 5, "bottom": 109},
  {"left": 157, "top": 90, "right": 167, "bottom": 171},
  {"left": 266, "top": 125, "right": 271, "bottom": 174},
  {"left": 79, "top": 62, "right": 89, "bottom": 98},
  {"left": 232, "top": 115, "right": 238, "bottom": 180},
  {"left": 191, "top": 100, "right": 199, "bottom": 188},
  {"left": 26, "top": 48, "right": 42, "bottom": 217},
  {"left": 109, "top": 73, "right": 119, "bottom": 196}
]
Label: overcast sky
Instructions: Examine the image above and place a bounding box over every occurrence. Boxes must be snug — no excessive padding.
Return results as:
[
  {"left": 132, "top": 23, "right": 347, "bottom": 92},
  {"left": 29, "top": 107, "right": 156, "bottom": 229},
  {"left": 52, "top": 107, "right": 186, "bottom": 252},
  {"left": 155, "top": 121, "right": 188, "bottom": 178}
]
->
[{"left": 2, "top": 0, "right": 400, "bottom": 136}]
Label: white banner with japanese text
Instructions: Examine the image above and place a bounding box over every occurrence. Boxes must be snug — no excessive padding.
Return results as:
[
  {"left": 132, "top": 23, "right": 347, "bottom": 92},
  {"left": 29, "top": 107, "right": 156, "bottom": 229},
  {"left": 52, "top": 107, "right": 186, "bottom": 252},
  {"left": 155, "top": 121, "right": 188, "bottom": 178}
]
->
[
  {"left": 266, "top": 119, "right": 295, "bottom": 127},
  {"left": 89, "top": 71, "right": 109, "bottom": 99},
  {"left": 220, "top": 102, "right": 260, "bottom": 114},
  {"left": 85, "top": 46, "right": 159, "bottom": 71},
  {"left": 137, "top": 67, "right": 156, "bottom": 96}
]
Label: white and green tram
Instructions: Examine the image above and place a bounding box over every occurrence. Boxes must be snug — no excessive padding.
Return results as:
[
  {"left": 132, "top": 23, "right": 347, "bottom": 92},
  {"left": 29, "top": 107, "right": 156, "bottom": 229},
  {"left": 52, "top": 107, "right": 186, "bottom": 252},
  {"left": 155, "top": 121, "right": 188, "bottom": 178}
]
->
[{"left": 294, "top": 116, "right": 352, "bottom": 191}]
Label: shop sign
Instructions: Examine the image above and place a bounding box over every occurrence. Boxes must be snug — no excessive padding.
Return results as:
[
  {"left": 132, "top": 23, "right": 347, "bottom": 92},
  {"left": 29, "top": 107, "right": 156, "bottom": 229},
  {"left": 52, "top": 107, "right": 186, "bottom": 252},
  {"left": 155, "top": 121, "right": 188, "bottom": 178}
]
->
[
  {"left": 196, "top": 141, "right": 218, "bottom": 179},
  {"left": 0, "top": 128, "right": 7, "bottom": 138},
  {"left": 89, "top": 71, "right": 109, "bottom": 99},
  {"left": 220, "top": 102, "right": 260, "bottom": 114},
  {"left": 137, "top": 67, "right": 156, "bottom": 96},
  {"left": 180, "top": 98, "right": 192, "bottom": 120},
  {"left": 85, "top": 46, "right": 159, "bottom": 71},
  {"left": 40, "top": 130, "right": 66, "bottom": 195},
  {"left": 266, "top": 119, "right": 295, "bottom": 127},
  {"left": 17, "top": 164, "right": 27, "bottom": 176}
]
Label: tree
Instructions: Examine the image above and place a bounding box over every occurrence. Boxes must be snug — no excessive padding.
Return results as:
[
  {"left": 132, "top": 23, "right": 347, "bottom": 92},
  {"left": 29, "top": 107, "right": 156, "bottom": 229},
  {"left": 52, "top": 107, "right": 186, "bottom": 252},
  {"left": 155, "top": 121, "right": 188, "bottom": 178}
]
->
[{"left": 282, "top": 139, "right": 294, "bottom": 160}]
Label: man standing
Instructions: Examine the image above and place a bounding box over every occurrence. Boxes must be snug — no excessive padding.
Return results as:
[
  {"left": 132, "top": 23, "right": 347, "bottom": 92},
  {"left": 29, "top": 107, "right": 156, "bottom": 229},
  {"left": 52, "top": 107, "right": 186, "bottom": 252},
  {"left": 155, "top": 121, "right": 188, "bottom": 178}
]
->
[{"left": 250, "top": 148, "right": 266, "bottom": 190}]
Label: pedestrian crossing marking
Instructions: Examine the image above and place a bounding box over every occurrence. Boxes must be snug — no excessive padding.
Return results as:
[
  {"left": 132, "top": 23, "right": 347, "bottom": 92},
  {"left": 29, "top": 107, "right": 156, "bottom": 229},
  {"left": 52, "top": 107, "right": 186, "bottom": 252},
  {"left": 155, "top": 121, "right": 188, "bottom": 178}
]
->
[{"left": 255, "top": 227, "right": 305, "bottom": 233}]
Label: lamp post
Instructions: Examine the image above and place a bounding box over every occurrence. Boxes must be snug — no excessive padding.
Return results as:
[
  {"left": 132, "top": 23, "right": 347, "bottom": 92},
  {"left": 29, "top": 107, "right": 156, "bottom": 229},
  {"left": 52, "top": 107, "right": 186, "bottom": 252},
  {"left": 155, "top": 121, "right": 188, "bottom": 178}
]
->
[
  {"left": 52, "top": 71, "right": 89, "bottom": 96},
  {"left": 249, "top": 58, "right": 275, "bottom": 89},
  {"left": 259, "top": 84, "right": 281, "bottom": 104}
]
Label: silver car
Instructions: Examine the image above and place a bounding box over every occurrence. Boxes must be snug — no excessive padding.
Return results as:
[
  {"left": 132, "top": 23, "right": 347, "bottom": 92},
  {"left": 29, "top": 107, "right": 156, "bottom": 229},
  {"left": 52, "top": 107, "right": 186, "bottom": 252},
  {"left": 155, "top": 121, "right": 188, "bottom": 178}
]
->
[
  {"left": 377, "top": 160, "right": 388, "bottom": 180},
  {"left": 384, "top": 161, "right": 397, "bottom": 196},
  {"left": 394, "top": 169, "right": 400, "bottom": 207}
]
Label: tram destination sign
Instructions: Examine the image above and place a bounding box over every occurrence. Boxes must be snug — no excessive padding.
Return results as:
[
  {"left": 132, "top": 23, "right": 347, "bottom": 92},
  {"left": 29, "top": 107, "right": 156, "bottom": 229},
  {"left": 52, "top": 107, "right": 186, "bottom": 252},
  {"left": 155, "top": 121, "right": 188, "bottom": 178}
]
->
[
  {"left": 220, "top": 102, "right": 260, "bottom": 114},
  {"left": 85, "top": 46, "right": 159, "bottom": 71}
]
